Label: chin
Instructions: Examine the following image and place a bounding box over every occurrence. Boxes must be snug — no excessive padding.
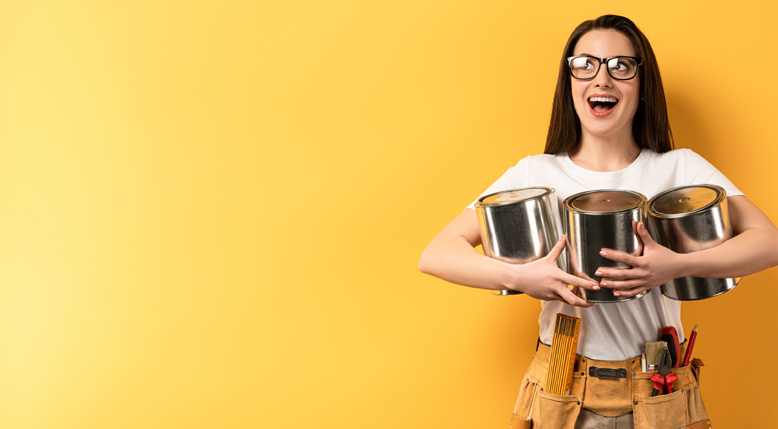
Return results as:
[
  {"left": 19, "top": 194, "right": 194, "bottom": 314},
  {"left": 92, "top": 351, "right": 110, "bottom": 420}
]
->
[{"left": 581, "top": 125, "right": 625, "bottom": 138}]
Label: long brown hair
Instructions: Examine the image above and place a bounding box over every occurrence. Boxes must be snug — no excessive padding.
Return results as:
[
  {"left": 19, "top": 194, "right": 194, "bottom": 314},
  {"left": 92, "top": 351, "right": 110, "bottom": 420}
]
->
[{"left": 544, "top": 15, "right": 673, "bottom": 154}]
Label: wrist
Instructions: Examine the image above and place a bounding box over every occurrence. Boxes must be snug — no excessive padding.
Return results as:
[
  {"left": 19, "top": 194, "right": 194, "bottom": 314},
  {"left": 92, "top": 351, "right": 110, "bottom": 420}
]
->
[
  {"left": 672, "top": 251, "right": 695, "bottom": 278},
  {"left": 500, "top": 261, "right": 525, "bottom": 292}
]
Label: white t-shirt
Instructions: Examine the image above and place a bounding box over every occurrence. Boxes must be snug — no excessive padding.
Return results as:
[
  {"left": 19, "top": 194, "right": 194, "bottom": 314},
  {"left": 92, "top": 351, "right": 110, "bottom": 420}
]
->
[{"left": 466, "top": 148, "right": 743, "bottom": 360}]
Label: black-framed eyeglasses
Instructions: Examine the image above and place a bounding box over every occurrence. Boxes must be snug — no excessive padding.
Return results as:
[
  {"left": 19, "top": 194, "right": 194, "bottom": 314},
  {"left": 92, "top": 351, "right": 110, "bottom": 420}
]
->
[{"left": 567, "top": 55, "right": 642, "bottom": 80}]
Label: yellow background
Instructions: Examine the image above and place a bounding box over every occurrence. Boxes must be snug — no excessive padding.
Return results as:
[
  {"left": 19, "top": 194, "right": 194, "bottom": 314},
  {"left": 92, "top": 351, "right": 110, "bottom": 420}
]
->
[{"left": 0, "top": 1, "right": 775, "bottom": 428}]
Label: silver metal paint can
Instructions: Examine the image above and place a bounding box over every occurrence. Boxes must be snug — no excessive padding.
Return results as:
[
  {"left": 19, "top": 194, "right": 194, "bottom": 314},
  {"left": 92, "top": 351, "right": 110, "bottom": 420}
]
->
[
  {"left": 475, "top": 187, "right": 565, "bottom": 295},
  {"left": 647, "top": 184, "right": 741, "bottom": 300},
  {"left": 563, "top": 189, "right": 648, "bottom": 303}
]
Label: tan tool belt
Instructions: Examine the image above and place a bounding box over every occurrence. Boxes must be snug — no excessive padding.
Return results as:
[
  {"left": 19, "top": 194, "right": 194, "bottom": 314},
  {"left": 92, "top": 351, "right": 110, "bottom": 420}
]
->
[{"left": 509, "top": 342, "right": 711, "bottom": 429}]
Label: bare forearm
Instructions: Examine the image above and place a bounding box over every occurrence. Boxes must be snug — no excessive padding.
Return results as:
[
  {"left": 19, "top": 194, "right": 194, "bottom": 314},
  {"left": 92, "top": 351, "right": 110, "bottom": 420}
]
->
[
  {"left": 675, "top": 196, "right": 778, "bottom": 279},
  {"left": 419, "top": 236, "right": 512, "bottom": 291},
  {"left": 678, "top": 227, "right": 778, "bottom": 278}
]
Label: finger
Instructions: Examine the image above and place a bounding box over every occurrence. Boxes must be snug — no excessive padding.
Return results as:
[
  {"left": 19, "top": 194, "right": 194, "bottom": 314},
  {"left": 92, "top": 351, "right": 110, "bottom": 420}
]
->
[
  {"left": 558, "top": 287, "right": 596, "bottom": 308},
  {"left": 600, "top": 279, "right": 642, "bottom": 290},
  {"left": 562, "top": 272, "right": 600, "bottom": 290},
  {"left": 612, "top": 285, "right": 649, "bottom": 298},
  {"left": 595, "top": 267, "right": 638, "bottom": 280},
  {"left": 636, "top": 222, "right": 657, "bottom": 246},
  {"left": 631, "top": 220, "right": 644, "bottom": 246},
  {"left": 545, "top": 234, "right": 566, "bottom": 262},
  {"left": 599, "top": 249, "right": 638, "bottom": 266}
]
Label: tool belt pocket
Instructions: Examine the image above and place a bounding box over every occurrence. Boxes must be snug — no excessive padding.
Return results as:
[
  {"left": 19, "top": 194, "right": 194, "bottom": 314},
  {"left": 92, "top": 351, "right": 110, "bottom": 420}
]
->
[
  {"left": 632, "top": 361, "right": 710, "bottom": 429},
  {"left": 510, "top": 370, "right": 583, "bottom": 429},
  {"left": 510, "top": 372, "right": 539, "bottom": 427},
  {"left": 534, "top": 390, "right": 582, "bottom": 429},
  {"left": 634, "top": 387, "right": 687, "bottom": 429}
]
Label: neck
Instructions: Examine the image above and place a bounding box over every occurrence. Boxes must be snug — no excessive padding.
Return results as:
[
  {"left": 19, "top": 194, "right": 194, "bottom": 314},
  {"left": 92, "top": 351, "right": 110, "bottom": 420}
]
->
[{"left": 569, "top": 131, "right": 641, "bottom": 172}]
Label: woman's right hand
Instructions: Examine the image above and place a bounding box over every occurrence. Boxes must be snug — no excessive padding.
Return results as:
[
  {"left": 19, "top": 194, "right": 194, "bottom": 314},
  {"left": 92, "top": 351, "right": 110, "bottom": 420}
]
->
[{"left": 508, "top": 235, "right": 599, "bottom": 308}]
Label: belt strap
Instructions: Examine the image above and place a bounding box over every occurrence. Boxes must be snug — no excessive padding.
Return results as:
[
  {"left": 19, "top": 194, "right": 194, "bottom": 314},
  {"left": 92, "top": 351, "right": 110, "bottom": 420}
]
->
[{"left": 534, "top": 341, "right": 689, "bottom": 373}]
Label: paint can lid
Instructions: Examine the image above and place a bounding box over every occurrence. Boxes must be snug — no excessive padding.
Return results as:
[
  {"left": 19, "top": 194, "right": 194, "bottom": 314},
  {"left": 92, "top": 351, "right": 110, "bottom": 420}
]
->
[
  {"left": 648, "top": 184, "right": 726, "bottom": 218},
  {"left": 564, "top": 190, "right": 646, "bottom": 214},
  {"left": 477, "top": 187, "right": 554, "bottom": 206}
]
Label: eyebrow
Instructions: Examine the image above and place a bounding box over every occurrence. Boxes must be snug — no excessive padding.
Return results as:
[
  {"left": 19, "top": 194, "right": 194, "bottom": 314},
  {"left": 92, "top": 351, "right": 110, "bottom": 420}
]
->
[{"left": 575, "top": 53, "right": 632, "bottom": 57}]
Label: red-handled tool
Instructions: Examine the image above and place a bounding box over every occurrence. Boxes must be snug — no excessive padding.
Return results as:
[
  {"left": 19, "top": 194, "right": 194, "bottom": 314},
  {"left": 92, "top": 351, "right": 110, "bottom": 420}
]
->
[
  {"left": 661, "top": 326, "right": 680, "bottom": 368},
  {"left": 650, "top": 348, "right": 678, "bottom": 396}
]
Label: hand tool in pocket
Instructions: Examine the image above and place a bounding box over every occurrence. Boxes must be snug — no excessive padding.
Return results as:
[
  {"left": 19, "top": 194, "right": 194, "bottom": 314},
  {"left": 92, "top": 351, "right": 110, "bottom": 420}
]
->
[
  {"left": 661, "top": 326, "right": 681, "bottom": 368},
  {"left": 545, "top": 313, "right": 581, "bottom": 395},
  {"left": 682, "top": 325, "right": 698, "bottom": 367},
  {"left": 650, "top": 348, "right": 678, "bottom": 396},
  {"left": 645, "top": 341, "right": 667, "bottom": 370}
]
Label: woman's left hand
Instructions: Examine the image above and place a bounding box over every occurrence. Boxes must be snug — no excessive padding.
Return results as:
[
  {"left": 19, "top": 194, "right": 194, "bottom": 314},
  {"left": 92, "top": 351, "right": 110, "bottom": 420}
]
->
[{"left": 596, "top": 222, "right": 684, "bottom": 298}]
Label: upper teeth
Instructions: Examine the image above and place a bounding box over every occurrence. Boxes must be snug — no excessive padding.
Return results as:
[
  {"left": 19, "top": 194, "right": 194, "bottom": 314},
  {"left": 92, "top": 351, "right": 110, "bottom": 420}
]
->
[{"left": 589, "top": 97, "right": 617, "bottom": 103}]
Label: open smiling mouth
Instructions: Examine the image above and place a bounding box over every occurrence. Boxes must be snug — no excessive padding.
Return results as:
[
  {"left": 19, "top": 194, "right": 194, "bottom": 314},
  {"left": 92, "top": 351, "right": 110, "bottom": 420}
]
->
[{"left": 588, "top": 96, "right": 618, "bottom": 116}]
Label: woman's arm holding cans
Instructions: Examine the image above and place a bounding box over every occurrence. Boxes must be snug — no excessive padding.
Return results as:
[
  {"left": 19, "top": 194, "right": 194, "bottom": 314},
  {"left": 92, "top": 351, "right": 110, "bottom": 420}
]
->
[
  {"left": 681, "top": 196, "right": 778, "bottom": 277},
  {"left": 419, "top": 209, "right": 599, "bottom": 308},
  {"left": 595, "top": 196, "right": 778, "bottom": 297}
]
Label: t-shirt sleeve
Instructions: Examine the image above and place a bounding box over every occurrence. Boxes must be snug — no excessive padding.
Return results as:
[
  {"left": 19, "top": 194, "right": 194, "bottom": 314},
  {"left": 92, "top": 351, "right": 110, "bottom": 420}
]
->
[
  {"left": 682, "top": 149, "right": 744, "bottom": 198},
  {"left": 465, "top": 156, "right": 532, "bottom": 210}
]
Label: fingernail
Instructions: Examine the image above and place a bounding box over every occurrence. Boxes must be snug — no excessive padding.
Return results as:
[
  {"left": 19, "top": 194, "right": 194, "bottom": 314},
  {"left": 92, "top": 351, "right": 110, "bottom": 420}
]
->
[
  {"left": 599, "top": 251, "right": 607, "bottom": 257},
  {"left": 613, "top": 291, "right": 619, "bottom": 296},
  {"left": 593, "top": 285, "right": 600, "bottom": 290},
  {"left": 600, "top": 281, "right": 608, "bottom": 287},
  {"left": 559, "top": 234, "right": 564, "bottom": 241},
  {"left": 595, "top": 271, "right": 602, "bottom": 276}
]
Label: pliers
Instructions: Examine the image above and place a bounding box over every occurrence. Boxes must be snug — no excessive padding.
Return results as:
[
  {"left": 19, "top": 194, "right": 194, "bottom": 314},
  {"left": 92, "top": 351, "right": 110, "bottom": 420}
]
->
[{"left": 650, "top": 348, "right": 678, "bottom": 396}]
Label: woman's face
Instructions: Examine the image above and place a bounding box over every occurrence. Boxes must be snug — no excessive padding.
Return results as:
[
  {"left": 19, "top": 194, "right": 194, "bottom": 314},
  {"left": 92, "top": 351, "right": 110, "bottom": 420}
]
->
[{"left": 571, "top": 29, "right": 640, "bottom": 141}]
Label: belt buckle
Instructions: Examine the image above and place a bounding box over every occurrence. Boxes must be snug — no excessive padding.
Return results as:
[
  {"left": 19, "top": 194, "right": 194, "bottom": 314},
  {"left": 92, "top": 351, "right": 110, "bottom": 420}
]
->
[{"left": 588, "top": 367, "right": 628, "bottom": 379}]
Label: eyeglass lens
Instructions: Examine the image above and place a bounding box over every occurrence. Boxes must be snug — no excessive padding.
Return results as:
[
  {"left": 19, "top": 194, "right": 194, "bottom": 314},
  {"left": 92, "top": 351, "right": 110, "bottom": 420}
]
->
[{"left": 570, "top": 56, "right": 638, "bottom": 80}]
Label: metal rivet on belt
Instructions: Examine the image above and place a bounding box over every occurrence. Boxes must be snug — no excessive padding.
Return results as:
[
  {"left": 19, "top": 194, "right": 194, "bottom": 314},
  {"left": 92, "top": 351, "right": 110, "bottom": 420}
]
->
[
  {"left": 632, "top": 359, "right": 635, "bottom": 364},
  {"left": 580, "top": 372, "right": 584, "bottom": 376},
  {"left": 633, "top": 401, "right": 638, "bottom": 405},
  {"left": 633, "top": 373, "right": 636, "bottom": 377},
  {"left": 577, "top": 402, "right": 581, "bottom": 405}
]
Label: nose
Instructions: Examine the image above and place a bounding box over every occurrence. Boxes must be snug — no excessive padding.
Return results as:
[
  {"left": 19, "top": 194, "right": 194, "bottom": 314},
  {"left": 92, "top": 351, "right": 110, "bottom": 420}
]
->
[{"left": 592, "top": 63, "right": 613, "bottom": 87}]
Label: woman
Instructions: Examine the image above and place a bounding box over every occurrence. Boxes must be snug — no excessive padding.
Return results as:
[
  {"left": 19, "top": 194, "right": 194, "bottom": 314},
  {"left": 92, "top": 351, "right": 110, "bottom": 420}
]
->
[{"left": 418, "top": 15, "right": 778, "bottom": 429}]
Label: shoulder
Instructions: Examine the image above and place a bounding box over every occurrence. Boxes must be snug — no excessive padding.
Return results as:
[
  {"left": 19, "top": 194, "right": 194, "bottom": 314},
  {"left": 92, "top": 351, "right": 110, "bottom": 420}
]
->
[
  {"left": 648, "top": 148, "right": 708, "bottom": 162},
  {"left": 644, "top": 148, "right": 696, "bottom": 160},
  {"left": 477, "top": 153, "right": 564, "bottom": 194},
  {"left": 496, "top": 154, "right": 562, "bottom": 175},
  {"left": 650, "top": 148, "right": 742, "bottom": 194},
  {"left": 643, "top": 148, "right": 713, "bottom": 170},
  {"left": 516, "top": 153, "right": 564, "bottom": 169},
  {"left": 506, "top": 154, "right": 568, "bottom": 180},
  {"left": 670, "top": 148, "right": 719, "bottom": 172}
]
